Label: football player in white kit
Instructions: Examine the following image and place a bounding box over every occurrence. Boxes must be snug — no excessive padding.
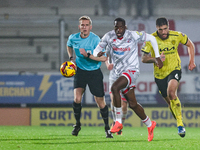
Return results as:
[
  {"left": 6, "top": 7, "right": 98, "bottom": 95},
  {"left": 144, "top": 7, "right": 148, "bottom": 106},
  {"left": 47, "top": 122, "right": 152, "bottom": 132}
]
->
[
  {"left": 80, "top": 18, "right": 163, "bottom": 141},
  {"left": 105, "top": 47, "right": 128, "bottom": 136}
]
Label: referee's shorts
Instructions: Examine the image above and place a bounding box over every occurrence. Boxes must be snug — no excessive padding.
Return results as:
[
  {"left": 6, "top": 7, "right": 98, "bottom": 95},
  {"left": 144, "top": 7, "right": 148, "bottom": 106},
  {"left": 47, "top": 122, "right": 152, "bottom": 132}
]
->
[{"left": 74, "top": 67, "right": 105, "bottom": 97}]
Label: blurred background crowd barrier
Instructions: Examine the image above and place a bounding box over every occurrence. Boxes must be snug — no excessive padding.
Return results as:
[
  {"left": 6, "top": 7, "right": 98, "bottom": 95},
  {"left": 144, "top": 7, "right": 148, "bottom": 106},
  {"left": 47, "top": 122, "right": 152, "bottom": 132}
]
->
[{"left": 0, "top": 0, "right": 200, "bottom": 107}]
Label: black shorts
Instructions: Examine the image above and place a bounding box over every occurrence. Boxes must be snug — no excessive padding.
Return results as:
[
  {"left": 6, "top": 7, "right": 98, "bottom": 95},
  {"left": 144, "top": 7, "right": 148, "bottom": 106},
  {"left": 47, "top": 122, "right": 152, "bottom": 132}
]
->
[
  {"left": 155, "top": 70, "right": 182, "bottom": 97},
  {"left": 74, "top": 67, "right": 105, "bottom": 97}
]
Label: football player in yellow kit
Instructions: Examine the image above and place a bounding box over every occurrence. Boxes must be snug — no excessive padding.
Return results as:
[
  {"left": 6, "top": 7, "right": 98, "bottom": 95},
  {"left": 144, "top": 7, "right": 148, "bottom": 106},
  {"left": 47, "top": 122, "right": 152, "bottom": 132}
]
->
[{"left": 141, "top": 17, "right": 196, "bottom": 138}]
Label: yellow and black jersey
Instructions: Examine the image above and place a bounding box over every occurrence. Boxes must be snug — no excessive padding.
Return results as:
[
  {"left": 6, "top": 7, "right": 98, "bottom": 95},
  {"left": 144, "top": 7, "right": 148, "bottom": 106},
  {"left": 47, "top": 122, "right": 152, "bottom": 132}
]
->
[{"left": 142, "top": 30, "right": 188, "bottom": 79}]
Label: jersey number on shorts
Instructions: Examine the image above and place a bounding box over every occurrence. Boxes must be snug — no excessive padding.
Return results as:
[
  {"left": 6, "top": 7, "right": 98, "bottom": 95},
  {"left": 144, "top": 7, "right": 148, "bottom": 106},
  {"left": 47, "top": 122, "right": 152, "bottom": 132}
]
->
[{"left": 175, "top": 73, "right": 179, "bottom": 80}]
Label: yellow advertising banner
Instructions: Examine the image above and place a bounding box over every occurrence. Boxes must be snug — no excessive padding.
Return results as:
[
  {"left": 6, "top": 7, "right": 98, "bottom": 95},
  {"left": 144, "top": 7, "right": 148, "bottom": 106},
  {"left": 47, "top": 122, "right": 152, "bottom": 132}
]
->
[{"left": 31, "top": 107, "right": 200, "bottom": 127}]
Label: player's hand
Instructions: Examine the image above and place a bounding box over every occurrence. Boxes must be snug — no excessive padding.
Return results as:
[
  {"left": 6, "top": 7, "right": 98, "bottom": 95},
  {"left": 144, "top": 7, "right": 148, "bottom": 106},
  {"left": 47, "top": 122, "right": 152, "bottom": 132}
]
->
[
  {"left": 79, "top": 48, "right": 87, "bottom": 57},
  {"left": 156, "top": 57, "right": 163, "bottom": 69},
  {"left": 160, "top": 52, "right": 165, "bottom": 62},
  {"left": 97, "top": 51, "right": 105, "bottom": 57},
  {"left": 188, "top": 61, "right": 196, "bottom": 71},
  {"left": 107, "top": 63, "right": 113, "bottom": 70},
  {"left": 70, "top": 60, "right": 77, "bottom": 70}
]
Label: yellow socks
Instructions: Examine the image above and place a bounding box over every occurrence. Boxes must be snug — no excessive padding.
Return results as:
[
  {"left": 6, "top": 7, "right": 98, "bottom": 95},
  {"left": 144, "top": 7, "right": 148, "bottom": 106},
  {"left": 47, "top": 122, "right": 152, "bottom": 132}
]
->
[
  {"left": 170, "top": 97, "right": 184, "bottom": 127},
  {"left": 169, "top": 106, "right": 176, "bottom": 120}
]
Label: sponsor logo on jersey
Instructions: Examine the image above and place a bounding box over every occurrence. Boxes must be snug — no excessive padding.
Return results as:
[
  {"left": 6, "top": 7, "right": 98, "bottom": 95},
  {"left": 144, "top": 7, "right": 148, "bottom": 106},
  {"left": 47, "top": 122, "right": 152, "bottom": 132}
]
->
[
  {"left": 113, "top": 51, "right": 124, "bottom": 55},
  {"left": 171, "top": 40, "right": 176, "bottom": 45},
  {"left": 113, "top": 46, "right": 130, "bottom": 52},
  {"left": 160, "top": 46, "right": 175, "bottom": 52}
]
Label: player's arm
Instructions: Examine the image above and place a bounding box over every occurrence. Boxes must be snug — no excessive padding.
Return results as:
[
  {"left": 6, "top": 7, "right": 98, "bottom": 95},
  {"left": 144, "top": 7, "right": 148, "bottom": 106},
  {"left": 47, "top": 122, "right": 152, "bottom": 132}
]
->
[
  {"left": 145, "top": 34, "right": 163, "bottom": 69},
  {"left": 185, "top": 38, "right": 196, "bottom": 71},
  {"left": 89, "top": 53, "right": 108, "bottom": 62},
  {"left": 67, "top": 46, "right": 75, "bottom": 64},
  {"left": 141, "top": 42, "right": 155, "bottom": 63},
  {"left": 79, "top": 35, "right": 108, "bottom": 62},
  {"left": 142, "top": 51, "right": 165, "bottom": 67},
  {"left": 79, "top": 48, "right": 107, "bottom": 62},
  {"left": 141, "top": 52, "right": 156, "bottom": 63},
  {"left": 144, "top": 34, "right": 164, "bottom": 69},
  {"left": 105, "top": 54, "right": 113, "bottom": 70}
]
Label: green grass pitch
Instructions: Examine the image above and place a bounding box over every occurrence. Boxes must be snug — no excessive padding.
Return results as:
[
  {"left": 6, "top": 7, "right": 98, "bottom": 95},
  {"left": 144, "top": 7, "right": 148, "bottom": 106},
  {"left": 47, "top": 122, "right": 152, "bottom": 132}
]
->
[{"left": 0, "top": 126, "right": 199, "bottom": 150}]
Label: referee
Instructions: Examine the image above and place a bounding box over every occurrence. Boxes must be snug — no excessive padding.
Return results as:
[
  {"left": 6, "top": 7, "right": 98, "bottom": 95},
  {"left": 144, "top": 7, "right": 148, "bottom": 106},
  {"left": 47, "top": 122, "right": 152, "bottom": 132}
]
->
[{"left": 66, "top": 16, "right": 113, "bottom": 138}]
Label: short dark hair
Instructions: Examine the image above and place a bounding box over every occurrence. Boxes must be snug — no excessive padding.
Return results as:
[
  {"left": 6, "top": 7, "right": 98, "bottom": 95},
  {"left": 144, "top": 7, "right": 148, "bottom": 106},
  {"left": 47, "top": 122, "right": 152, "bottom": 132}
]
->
[
  {"left": 156, "top": 17, "right": 168, "bottom": 26},
  {"left": 114, "top": 18, "right": 126, "bottom": 26}
]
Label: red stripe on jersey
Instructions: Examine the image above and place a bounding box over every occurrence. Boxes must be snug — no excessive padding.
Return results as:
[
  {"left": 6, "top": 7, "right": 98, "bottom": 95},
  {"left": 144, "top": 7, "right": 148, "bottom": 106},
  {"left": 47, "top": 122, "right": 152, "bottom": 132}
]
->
[
  {"left": 117, "top": 112, "right": 121, "bottom": 114},
  {"left": 122, "top": 72, "right": 132, "bottom": 84}
]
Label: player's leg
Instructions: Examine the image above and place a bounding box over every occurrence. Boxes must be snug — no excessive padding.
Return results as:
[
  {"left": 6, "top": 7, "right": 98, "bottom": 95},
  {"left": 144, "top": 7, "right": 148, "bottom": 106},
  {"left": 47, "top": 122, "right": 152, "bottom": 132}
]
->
[
  {"left": 89, "top": 69, "right": 113, "bottom": 138},
  {"left": 125, "top": 89, "right": 147, "bottom": 120},
  {"left": 94, "top": 96, "right": 109, "bottom": 127},
  {"left": 116, "top": 98, "right": 128, "bottom": 135},
  {"left": 124, "top": 89, "right": 156, "bottom": 141},
  {"left": 163, "top": 97, "right": 176, "bottom": 119},
  {"left": 72, "top": 88, "right": 85, "bottom": 136},
  {"left": 167, "top": 70, "right": 185, "bottom": 137},
  {"left": 155, "top": 77, "right": 177, "bottom": 120},
  {"left": 109, "top": 72, "right": 117, "bottom": 130},
  {"left": 94, "top": 96, "right": 113, "bottom": 138},
  {"left": 110, "top": 76, "right": 128, "bottom": 133},
  {"left": 110, "top": 92, "right": 127, "bottom": 130},
  {"left": 71, "top": 67, "right": 87, "bottom": 136},
  {"left": 109, "top": 93, "right": 116, "bottom": 129},
  {"left": 109, "top": 77, "right": 117, "bottom": 130},
  {"left": 168, "top": 80, "right": 185, "bottom": 137},
  {"left": 168, "top": 79, "right": 182, "bottom": 124},
  {"left": 122, "top": 99, "right": 128, "bottom": 125}
]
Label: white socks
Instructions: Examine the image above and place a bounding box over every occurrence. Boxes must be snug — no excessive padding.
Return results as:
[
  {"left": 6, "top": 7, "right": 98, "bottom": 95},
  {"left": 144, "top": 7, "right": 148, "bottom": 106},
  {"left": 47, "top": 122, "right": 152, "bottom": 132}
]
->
[
  {"left": 110, "top": 102, "right": 116, "bottom": 122},
  {"left": 142, "top": 116, "right": 152, "bottom": 127},
  {"left": 114, "top": 107, "right": 122, "bottom": 124}
]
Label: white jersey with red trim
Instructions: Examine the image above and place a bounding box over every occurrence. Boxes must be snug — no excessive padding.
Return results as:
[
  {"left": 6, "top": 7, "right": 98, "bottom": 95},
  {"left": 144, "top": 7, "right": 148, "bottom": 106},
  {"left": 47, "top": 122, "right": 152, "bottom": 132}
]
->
[{"left": 94, "top": 29, "right": 146, "bottom": 76}]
